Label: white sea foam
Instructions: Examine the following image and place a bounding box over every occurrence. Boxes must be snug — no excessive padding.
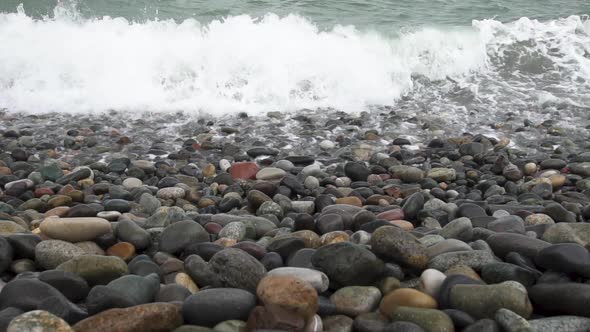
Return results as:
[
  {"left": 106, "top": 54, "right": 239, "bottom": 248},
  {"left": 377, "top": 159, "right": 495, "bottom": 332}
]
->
[{"left": 0, "top": 4, "right": 588, "bottom": 115}]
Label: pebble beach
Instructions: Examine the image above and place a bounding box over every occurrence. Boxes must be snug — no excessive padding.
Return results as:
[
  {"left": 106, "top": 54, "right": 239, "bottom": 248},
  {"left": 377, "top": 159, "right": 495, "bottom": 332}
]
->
[{"left": 0, "top": 108, "right": 590, "bottom": 331}]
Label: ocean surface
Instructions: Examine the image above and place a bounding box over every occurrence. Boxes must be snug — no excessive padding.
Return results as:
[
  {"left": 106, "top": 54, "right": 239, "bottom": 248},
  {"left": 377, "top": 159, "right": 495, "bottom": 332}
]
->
[{"left": 0, "top": 0, "right": 589, "bottom": 122}]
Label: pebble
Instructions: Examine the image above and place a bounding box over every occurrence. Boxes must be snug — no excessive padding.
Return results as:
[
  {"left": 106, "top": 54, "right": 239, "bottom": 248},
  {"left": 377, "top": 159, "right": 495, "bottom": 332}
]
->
[
  {"left": 486, "top": 232, "right": 551, "bottom": 259},
  {"left": 115, "top": 219, "right": 151, "bottom": 250},
  {"left": 449, "top": 281, "right": 532, "bottom": 319},
  {"left": 257, "top": 275, "right": 318, "bottom": 319},
  {"left": 209, "top": 248, "right": 266, "bottom": 292},
  {"left": 55, "top": 255, "right": 129, "bottom": 285},
  {"left": 426, "top": 239, "right": 473, "bottom": 258},
  {"left": 38, "top": 270, "right": 89, "bottom": 303},
  {"left": 389, "top": 307, "right": 454, "bottom": 332},
  {"left": 156, "top": 187, "right": 185, "bottom": 200},
  {"left": 256, "top": 167, "right": 286, "bottom": 180},
  {"left": 370, "top": 226, "right": 429, "bottom": 270},
  {"left": 542, "top": 222, "right": 590, "bottom": 246},
  {"left": 535, "top": 243, "right": 590, "bottom": 277},
  {"left": 529, "top": 282, "right": 590, "bottom": 317},
  {"left": 419, "top": 269, "right": 447, "bottom": 298},
  {"left": 440, "top": 217, "right": 473, "bottom": 241},
  {"left": 35, "top": 240, "right": 86, "bottom": 269},
  {"left": 229, "top": 162, "right": 259, "bottom": 180},
  {"left": 311, "top": 242, "right": 384, "bottom": 288},
  {"left": 159, "top": 220, "right": 209, "bottom": 254},
  {"left": 7, "top": 310, "right": 73, "bottom": 332},
  {"left": 105, "top": 273, "right": 160, "bottom": 305},
  {"left": 379, "top": 288, "right": 437, "bottom": 317},
  {"left": 0, "top": 237, "right": 13, "bottom": 274},
  {"left": 267, "top": 267, "right": 329, "bottom": 292},
  {"left": 40, "top": 217, "right": 112, "bottom": 243},
  {"left": 494, "top": 308, "right": 534, "bottom": 332},
  {"left": 0, "top": 220, "right": 26, "bottom": 233},
  {"left": 72, "top": 303, "right": 182, "bottom": 332},
  {"left": 529, "top": 316, "right": 590, "bottom": 331},
  {"left": 182, "top": 288, "right": 256, "bottom": 326},
  {"left": 428, "top": 250, "right": 496, "bottom": 271},
  {"left": 330, "top": 286, "right": 382, "bottom": 317}
]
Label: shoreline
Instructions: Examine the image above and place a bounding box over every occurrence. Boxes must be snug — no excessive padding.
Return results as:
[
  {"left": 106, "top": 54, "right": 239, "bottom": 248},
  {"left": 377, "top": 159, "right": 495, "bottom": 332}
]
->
[{"left": 1, "top": 109, "right": 590, "bottom": 330}]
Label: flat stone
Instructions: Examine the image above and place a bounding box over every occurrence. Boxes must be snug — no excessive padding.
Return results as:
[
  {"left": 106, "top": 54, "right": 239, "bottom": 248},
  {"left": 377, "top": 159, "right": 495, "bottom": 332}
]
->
[
  {"left": 529, "top": 316, "right": 590, "bottom": 331},
  {"left": 330, "top": 286, "right": 382, "bottom": 317},
  {"left": 0, "top": 220, "right": 27, "bottom": 233},
  {"left": 486, "top": 233, "right": 550, "bottom": 259},
  {"left": 494, "top": 308, "right": 534, "bottom": 332},
  {"left": 529, "top": 283, "right": 590, "bottom": 317},
  {"left": 462, "top": 318, "right": 501, "bottom": 332},
  {"left": 0, "top": 237, "right": 13, "bottom": 274},
  {"left": 155, "top": 284, "right": 191, "bottom": 303},
  {"left": 535, "top": 243, "right": 590, "bottom": 278},
  {"left": 56, "top": 255, "right": 128, "bottom": 285},
  {"left": 568, "top": 162, "right": 590, "bottom": 177},
  {"left": 246, "top": 305, "right": 305, "bottom": 331},
  {"left": 220, "top": 222, "right": 249, "bottom": 242},
  {"left": 122, "top": 178, "right": 142, "bottom": 190},
  {"left": 229, "top": 162, "right": 259, "bottom": 180},
  {"left": 389, "top": 166, "right": 425, "bottom": 183},
  {"left": 370, "top": 226, "right": 429, "bottom": 270},
  {"left": 156, "top": 187, "right": 186, "bottom": 200},
  {"left": 542, "top": 222, "right": 590, "bottom": 246},
  {"left": 159, "top": 220, "right": 209, "bottom": 254},
  {"left": 350, "top": 312, "right": 388, "bottom": 332},
  {"left": 380, "top": 288, "right": 437, "bottom": 317},
  {"left": 311, "top": 242, "right": 384, "bottom": 288},
  {"left": 345, "top": 162, "right": 371, "bottom": 182},
  {"left": 402, "top": 193, "right": 425, "bottom": 221},
  {"left": 182, "top": 288, "right": 256, "bottom": 326},
  {"left": 543, "top": 202, "right": 577, "bottom": 223},
  {"left": 524, "top": 213, "right": 554, "bottom": 226},
  {"left": 85, "top": 286, "right": 135, "bottom": 315},
  {"left": 0, "top": 278, "right": 81, "bottom": 320},
  {"left": 450, "top": 281, "right": 532, "bottom": 319},
  {"left": 426, "top": 239, "right": 473, "bottom": 258},
  {"left": 38, "top": 270, "right": 89, "bottom": 303},
  {"left": 105, "top": 274, "right": 160, "bottom": 306},
  {"left": 115, "top": 219, "right": 151, "bottom": 250},
  {"left": 40, "top": 217, "right": 111, "bottom": 242},
  {"left": 384, "top": 321, "right": 426, "bottom": 332},
  {"left": 419, "top": 269, "right": 447, "bottom": 298},
  {"left": 72, "top": 303, "right": 182, "bottom": 332},
  {"left": 481, "top": 262, "right": 537, "bottom": 287},
  {"left": 35, "top": 240, "right": 87, "bottom": 270},
  {"left": 428, "top": 250, "right": 496, "bottom": 271},
  {"left": 322, "top": 315, "right": 354, "bottom": 331},
  {"left": 256, "top": 167, "right": 286, "bottom": 181},
  {"left": 427, "top": 168, "right": 456, "bottom": 182},
  {"left": 376, "top": 209, "right": 405, "bottom": 221},
  {"left": 440, "top": 218, "right": 473, "bottom": 241},
  {"left": 267, "top": 267, "right": 329, "bottom": 292},
  {"left": 389, "top": 307, "right": 454, "bottom": 332},
  {"left": 56, "top": 168, "right": 92, "bottom": 185},
  {"left": 257, "top": 275, "right": 318, "bottom": 319},
  {"left": 209, "top": 248, "right": 266, "bottom": 292},
  {"left": 457, "top": 203, "right": 487, "bottom": 219},
  {"left": 7, "top": 310, "right": 73, "bottom": 332}
]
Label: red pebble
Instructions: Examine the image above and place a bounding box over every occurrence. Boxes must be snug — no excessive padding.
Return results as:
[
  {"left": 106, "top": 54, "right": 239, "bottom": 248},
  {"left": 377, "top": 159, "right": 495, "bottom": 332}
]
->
[
  {"left": 376, "top": 208, "right": 405, "bottom": 221},
  {"left": 34, "top": 187, "right": 54, "bottom": 197},
  {"left": 229, "top": 162, "right": 260, "bottom": 180}
]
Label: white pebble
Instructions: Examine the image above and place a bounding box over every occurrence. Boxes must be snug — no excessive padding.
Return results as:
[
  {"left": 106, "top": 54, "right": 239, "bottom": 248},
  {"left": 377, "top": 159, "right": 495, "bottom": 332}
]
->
[{"left": 420, "top": 269, "right": 447, "bottom": 298}]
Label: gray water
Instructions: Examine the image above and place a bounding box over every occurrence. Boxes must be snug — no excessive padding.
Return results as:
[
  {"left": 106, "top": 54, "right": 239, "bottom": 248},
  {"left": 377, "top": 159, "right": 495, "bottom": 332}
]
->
[{"left": 2, "top": 0, "right": 589, "bottom": 31}]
